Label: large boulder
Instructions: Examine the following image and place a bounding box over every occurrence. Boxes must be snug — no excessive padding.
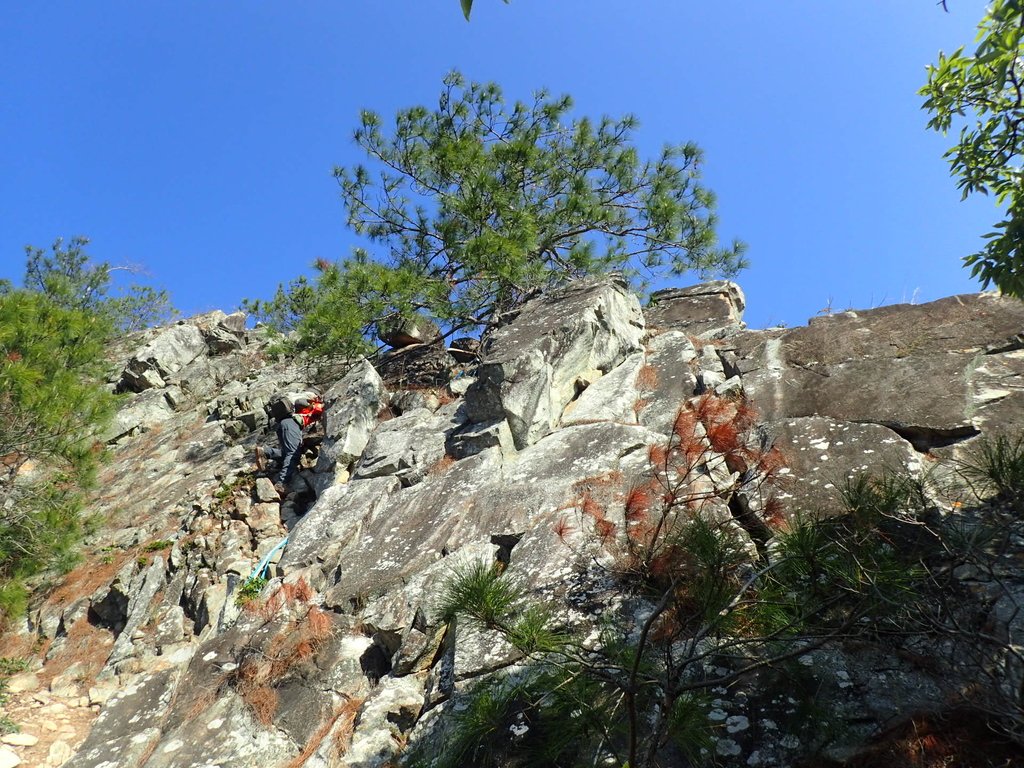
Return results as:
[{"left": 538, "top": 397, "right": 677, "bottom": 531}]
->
[
  {"left": 186, "top": 310, "right": 247, "bottom": 354},
  {"left": 353, "top": 404, "right": 466, "bottom": 487},
  {"left": 314, "top": 360, "right": 388, "bottom": 481},
  {"left": 637, "top": 331, "right": 700, "bottom": 435},
  {"left": 374, "top": 344, "right": 455, "bottom": 387},
  {"left": 105, "top": 389, "right": 176, "bottom": 442},
  {"left": 731, "top": 293, "right": 1024, "bottom": 448},
  {"left": 66, "top": 668, "right": 182, "bottom": 768},
  {"left": 323, "top": 422, "right": 664, "bottom": 630},
  {"left": 465, "top": 277, "right": 646, "bottom": 449},
  {"left": 643, "top": 280, "right": 746, "bottom": 338},
  {"left": 118, "top": 324, "right": 208, "bottom": 392},
  {"left": 279, "top": 476, "right": 402, "bottom": 579},
  {"left": 377, "top": 313, "right": 440, "bottom": 349},
  {"left": 769, "top": 416, "right": 918, "bottom": 518},
  {"left": 560, "top": 352, "right": 646, "bottom": 426}
]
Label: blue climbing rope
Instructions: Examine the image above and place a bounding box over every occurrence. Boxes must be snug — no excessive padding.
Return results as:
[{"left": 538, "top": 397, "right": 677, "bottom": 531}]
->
[{"left": 245, "top": 536, "right": 289, "bottom": 583}]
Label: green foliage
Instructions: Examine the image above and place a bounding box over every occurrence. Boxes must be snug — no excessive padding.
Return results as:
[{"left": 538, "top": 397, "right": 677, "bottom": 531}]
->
[
  {"left": 921, "top": 1, "right": 1024, "bottom": 296},
  {"left": 763, "top": 472, "right": 929, "bottom": 636},
  {"left": 0, "top": 289, "right": 115, "bottom": 620},
  {"left": 241, "top": 273, "right": 319, "bottom": 336},
  {"left": 436, "top": 560, "right": 571, "bottom": 655},
  {"left": 235, "top": 576, "right": 268, "bottom": 606},
  {"left": 0, "top": 235, "right": 171, "bottom": 621},
  {"left": 424, "top": 678, "right": 521, "bottom": 768},
  {"left": 22, "top": 236, "right": 176, "bottom": 333},
  {"left": 425, "top": 461, "right": 939, "bottom": 766},
  {"left": 142, "top": 539, "right": 174, "bottom": 553},
  {"left": 437, "top": 560, "right": 522, "bottom": 628},
  {"left": 250, "top": 72, "right": 745, "bottom": 359},
  {"left": 408, "top": 667, "right": 615, "bottom": 768},
  {"left": 666, "top": 693, "right": 714, "bottom": 764},
  {"left": 957, "top": 432, "right": 1024, "bottom": 511},
  {"left": 0, "top": 657, "right": 27, "bottom": 736}
]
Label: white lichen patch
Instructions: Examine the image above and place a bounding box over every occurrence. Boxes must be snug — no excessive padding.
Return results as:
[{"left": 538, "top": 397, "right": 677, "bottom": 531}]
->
[
  {"left": 726, "top": 715, "right": 750, "bottom": 733},
  {"left": 716, "top": 738, "right": 742, "bottom": 756}
]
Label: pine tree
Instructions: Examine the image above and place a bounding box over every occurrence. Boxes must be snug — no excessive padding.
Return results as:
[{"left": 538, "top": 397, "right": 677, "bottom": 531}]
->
[
  {"left": 0, "top": 290, "right": 114, "bottom": 617},
  {"left": 248, "top": 72, "right": 745, "bottom": 359}
]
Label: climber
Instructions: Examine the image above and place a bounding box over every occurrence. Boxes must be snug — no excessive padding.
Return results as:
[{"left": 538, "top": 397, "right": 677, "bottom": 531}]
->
[{"left": 255, "top": 396, "right": 324, "bottom": 495}]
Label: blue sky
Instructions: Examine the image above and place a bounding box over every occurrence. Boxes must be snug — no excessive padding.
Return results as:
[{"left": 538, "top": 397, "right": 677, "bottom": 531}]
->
[{"left": 0, "top": 1, "right": 996, "bottom": 329}]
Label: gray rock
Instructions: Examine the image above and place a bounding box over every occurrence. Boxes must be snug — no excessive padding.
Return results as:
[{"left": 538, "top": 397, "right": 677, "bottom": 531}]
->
[
  {"left": 695, "top": 343, "right": 727, "bottom": 393},
  {"left": 637, "top": 331, "right": 699, "bottom": 435},
  {"left": 154, "top": 606, "right": 187, "bottom": 647},
  {"left": 346, "top": 676, "right": 426, "bottom": 766},
  {"left": 315, "top": 360, "right": 387, "bottom": 479},
  {"left": 327, "top": 422, "right": 664, "bottom": 625},
  {"left": 734, "top": 293, "right": 1024, "bottom": 446},
  {"left": 108, "top": 557, "right": 167, "bottom": 665},
  {"left": 561, "top": 352, "right": 646, "bottom": 426},
  {"left": 163, "top": 384, "right": 187, "bottom": 411},
  {"left": 204, "top": 326, "right": 245, "bottom": 354},
  {"left": 447, "top": 417, "right": 516, "bottom": 459},
  {"left": 375, "top": 344, "right": 456, "bottom": 387},
  {"left": 88, "top": 562, "right": 135, "bottom": 635},
  {"left": 279, "top": 476, "right": 401, "bottom": 576},
  {"left": 106, "top": 389, "right": 176, "bottom": 442},
  {"left": 134, "top": 691, "right": 295, "bottom": 768},
  {"left": 50, "top": 662, "right": 88, "bottom": 696},
  {"left": 353, "top": 405, "right": 464, "bottom": 486},
  {"left": 119, "top": 324, "right": 208, "bottom": 393},
  {"left": 391, "top": 388, "right": 441, "bottom": 414},
  {"left": 254, "top": 477, "right": 280, "bottom": 503},
  {"left": 200, "top": 311, "right": 247, "bottom": 355},
  {"left": 644, "top": 280, "right": 746, "bottom": 337},
  {"left": 65, "top": 669, "right": 179, "bottom": 768},
  {"left": 378, "top": 313, "right": 440, "bottom": 348},
  {"left": 966, "top": 348, "right": 1024, "bottom": 437},
  {"left": 449, "top": 374, "right": 476, "bottom": 396},
  {"left": 243, "top": 502, "right": 283, "bottom": 539},
  {"left": 769, "top": 417, "right": 918, "bottom": 518},
  {"left": 4, "top": 672, "right": 39, "bottom": 694},
  {"left": 448, "top": 337, "right": 481, "bottom": 363},
  {"left": 466, "top": 276, "right": 645, "bottom": 449}
]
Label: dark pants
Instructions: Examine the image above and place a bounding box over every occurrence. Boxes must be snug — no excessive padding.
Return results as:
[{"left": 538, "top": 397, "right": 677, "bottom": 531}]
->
[{"left": 264, "top": 417, "right": 302, "bottom": 485}]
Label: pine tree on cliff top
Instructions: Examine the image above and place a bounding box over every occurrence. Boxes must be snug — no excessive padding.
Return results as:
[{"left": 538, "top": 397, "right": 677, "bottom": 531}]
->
[{"left": 247, "top": 71, "right": 746, "bottom": 359}]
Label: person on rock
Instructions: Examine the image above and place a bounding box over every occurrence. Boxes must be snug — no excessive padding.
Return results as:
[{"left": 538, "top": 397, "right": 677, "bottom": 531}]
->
[{"left": 255, "top": 396, "right": 323, "bottom": 495}]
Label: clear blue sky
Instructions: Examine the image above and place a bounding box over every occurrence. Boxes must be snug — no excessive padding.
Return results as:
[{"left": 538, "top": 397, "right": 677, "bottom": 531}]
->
[{"left": 0, "top": 1, "right": 996, "bottom": 329}]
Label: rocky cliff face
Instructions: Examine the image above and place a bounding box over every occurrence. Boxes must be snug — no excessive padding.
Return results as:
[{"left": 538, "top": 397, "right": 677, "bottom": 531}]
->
[{"left": 2, "top": 280, "right": 1023, "bottom": 768}]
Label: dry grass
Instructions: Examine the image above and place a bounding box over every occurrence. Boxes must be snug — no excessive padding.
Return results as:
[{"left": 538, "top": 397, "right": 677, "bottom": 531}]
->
[
  {"left": 376, "top": 406, "right": 398, "bottom": 422},
  {"left": 36, "top": 614, "right": 112, "bottom": 688},
  {"left": 635, "top": 363, "right": 659, "bottom": 392},
  {"left": 284, "top": 695, "right": 366, "bottom": 768},
  {"left": 426, "top": 454, "right": 457, "bottom": 476},
  {"left": 838, "top": 710, "right": 1024, "bottom": 768},
  {"left": 244, "top": 684, "right": 279, "bottom": 726},
  {"left": 0, "top": 631, "right": 38, "bottom": 662},
  {"left": 42, "top": 552, "right": 129, "bottom": 612},
  {"left": 331, "top": 695, "right": 365, "bottom": 759},
  {"left": 234, "top": 579, "right": 335, "bottom": 727},
  {"left": 182, "top": 684, "right": 220, "bottom": 722}
]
